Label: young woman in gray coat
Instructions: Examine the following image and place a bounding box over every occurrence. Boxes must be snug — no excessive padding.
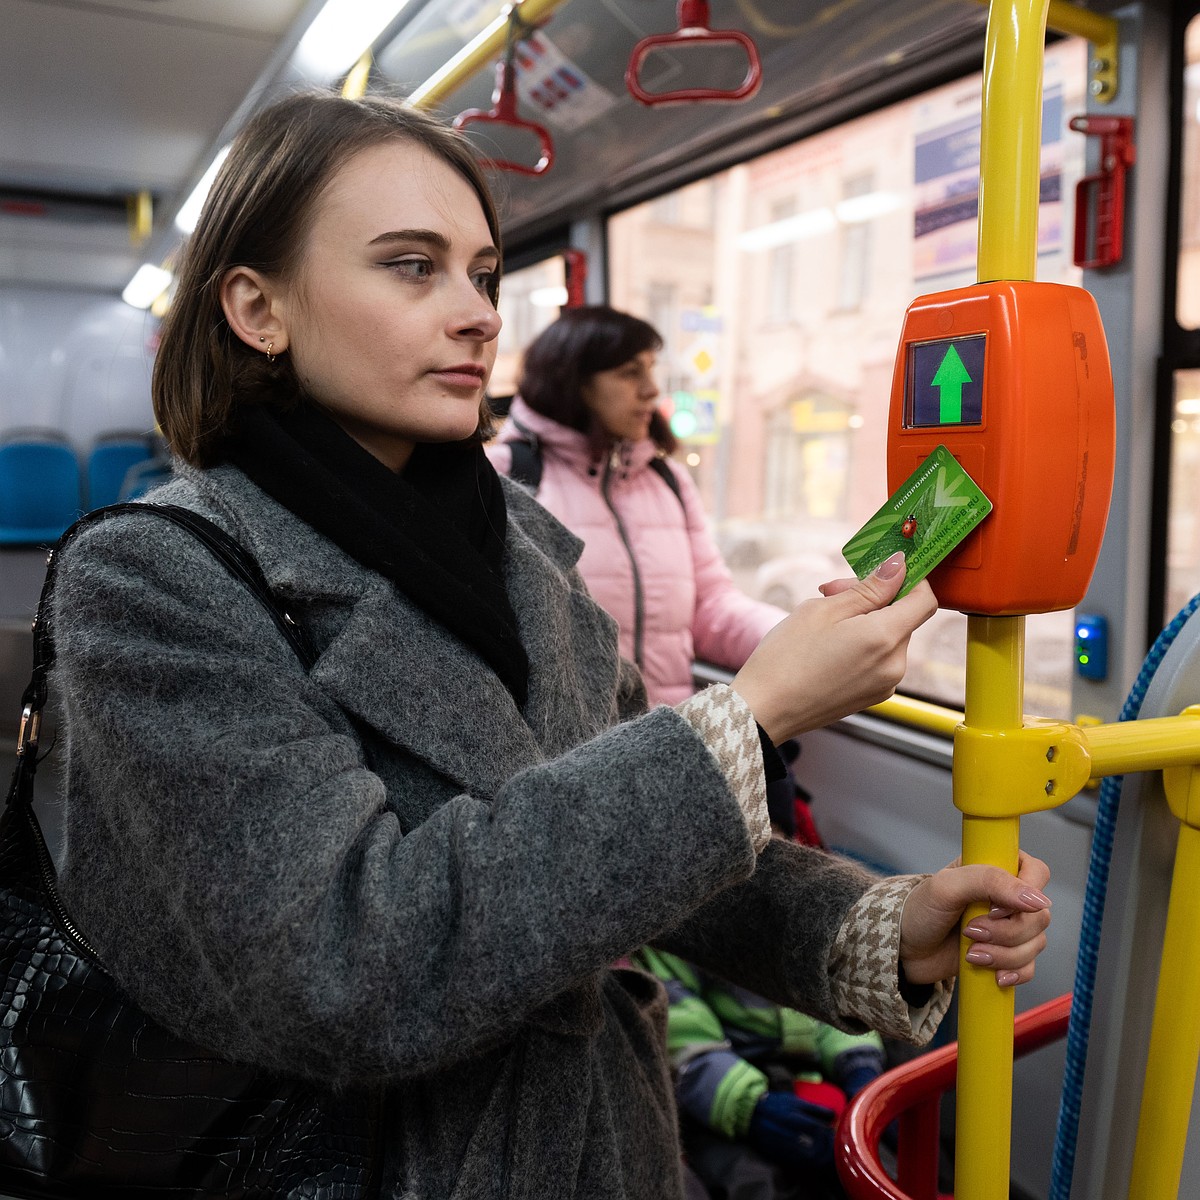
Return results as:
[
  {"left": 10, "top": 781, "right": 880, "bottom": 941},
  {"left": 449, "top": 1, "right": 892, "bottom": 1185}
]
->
[{"left": 49, "top": 91, "right": 1051, "bottom": 1198}]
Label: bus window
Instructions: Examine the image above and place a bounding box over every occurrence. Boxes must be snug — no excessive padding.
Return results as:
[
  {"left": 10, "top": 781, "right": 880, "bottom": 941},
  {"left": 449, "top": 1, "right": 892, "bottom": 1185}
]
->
[
  {"left": 1169, "top": 371, "right": 1200, "bottom": 619},
  {"left": 1177, "top": 17, "right": 1200, "bottom": 329},
  {"left": 608, "top": 39, "right": 1088, "bottom": 718},
  {"left": 492, "top": 256, "right": 568, "bottom": 401},
  {"left": 1169, "top": 18, "right": 1200, "bottom": 630}
]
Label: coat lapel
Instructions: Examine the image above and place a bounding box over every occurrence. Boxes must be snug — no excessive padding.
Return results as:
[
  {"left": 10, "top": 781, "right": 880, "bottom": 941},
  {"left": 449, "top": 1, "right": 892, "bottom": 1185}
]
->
[
  {"left": 502, "top": 492, "right": 623, "bottom": 760},
  {"left": 180, "top": 467, "right": 623, "bottom": 798}
]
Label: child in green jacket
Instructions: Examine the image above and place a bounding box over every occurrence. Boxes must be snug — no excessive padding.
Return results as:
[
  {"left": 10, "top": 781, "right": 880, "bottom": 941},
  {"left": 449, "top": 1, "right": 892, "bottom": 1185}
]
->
[{"left": 638, "top": 742, "right": 886, "bottom": 1198}]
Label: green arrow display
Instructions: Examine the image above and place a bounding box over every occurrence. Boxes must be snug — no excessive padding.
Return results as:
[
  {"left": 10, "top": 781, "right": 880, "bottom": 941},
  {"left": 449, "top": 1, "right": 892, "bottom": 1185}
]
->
[{"left": 931, "top": 343, "right": 972, "bottom": 424}]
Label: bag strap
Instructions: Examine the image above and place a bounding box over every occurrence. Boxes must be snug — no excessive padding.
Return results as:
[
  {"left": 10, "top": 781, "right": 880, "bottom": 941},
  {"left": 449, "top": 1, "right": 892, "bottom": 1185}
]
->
[
  {"left": 507, "top": 429, "right": 686, "bottom": 514},
  {"left": 16, "top": 502, "right": 316, "bottom": 775},
  {"left": 506, "top": 430, "right": 544, "bottom": 492},
  {"left": 648, "top": 456, "right": 685, "bottom": 510}
]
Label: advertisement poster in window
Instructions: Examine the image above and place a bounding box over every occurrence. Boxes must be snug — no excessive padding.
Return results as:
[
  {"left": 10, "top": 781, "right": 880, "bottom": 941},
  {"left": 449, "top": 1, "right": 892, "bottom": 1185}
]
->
[{"left": 911, "top": 40, "right": 1085, "bottom": 282}]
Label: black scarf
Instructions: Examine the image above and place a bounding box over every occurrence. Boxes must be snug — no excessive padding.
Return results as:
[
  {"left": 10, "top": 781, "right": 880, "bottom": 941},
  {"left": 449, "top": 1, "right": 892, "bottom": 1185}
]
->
[{"left": 222, "top": 403, "right": 529, "bottom": 707}]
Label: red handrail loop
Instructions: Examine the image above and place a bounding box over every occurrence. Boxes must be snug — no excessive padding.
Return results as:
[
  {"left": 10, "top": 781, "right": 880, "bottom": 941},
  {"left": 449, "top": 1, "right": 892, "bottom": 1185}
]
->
[
  {"left": 452, "top": 59, "right": 554, "bottom": 176},
  {"left": 625, "top": 0, "right": 763, "bottom": 106}
]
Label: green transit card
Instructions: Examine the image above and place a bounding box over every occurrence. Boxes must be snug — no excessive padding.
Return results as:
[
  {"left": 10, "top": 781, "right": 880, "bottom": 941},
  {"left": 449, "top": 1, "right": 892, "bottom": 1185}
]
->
[{"left": 841, "top": 445, "right": 993, "bottom": 600}]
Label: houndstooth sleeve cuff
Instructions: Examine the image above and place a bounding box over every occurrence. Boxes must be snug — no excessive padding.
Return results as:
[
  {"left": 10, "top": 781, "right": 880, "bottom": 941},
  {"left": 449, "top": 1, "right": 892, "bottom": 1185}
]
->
[
  {"left": 828, "top": 874, "right": 954, "bottom": 1044},
  {"left": 675, "top": 684, "right": 771, "bottom": 852}
]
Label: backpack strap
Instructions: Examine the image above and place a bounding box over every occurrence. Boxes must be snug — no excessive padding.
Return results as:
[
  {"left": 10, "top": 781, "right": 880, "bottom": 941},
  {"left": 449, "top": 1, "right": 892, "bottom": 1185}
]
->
[
  {"left": 648, "top": 457, "right": 685, "bottom": 511},
  {"left": 506, "top": 439, "right": 543, "bottom": 492},
  {"left": 505, "top": 430, "right": 685, "bottom": 515}
]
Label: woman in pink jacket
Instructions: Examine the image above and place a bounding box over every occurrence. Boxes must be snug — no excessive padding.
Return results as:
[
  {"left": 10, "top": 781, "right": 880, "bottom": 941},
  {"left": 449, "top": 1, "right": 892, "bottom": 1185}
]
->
[{"left": 487, "top": 306, "right": 785, "bottom": 706}]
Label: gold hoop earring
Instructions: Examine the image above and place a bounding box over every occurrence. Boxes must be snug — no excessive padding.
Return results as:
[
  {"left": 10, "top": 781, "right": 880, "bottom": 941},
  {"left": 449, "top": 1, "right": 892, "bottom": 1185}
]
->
[{"left": 266, "top": 342, "right": 276, "bottom": 365}]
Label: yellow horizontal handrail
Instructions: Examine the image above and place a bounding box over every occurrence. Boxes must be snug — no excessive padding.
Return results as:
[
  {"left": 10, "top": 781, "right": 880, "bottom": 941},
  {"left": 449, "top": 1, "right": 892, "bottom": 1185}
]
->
[
  {"left": 870, "top": 699, "right": 1200, "bottom": 784},
  {"left": 1086, "top": 714, "right": 1200, "bottom": 779},
  {"left": 407, "top": 0, "right": 570, "bottom": 111},
  {"left": 971, "top": 0, "right": 1119, "bottom": 100},
  {"left": 970, "top": 0, "right": 1117, "bottom": 49},
  {"left": 1045, "top": 0, "right": 1117, "bottom": 45},
  {"left": 867, "top": 694, "right": 963, "bottom": 738}
]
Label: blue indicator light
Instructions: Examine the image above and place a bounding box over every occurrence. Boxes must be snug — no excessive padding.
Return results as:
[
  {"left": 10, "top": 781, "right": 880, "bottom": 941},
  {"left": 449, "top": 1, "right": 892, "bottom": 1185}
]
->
[{"left": 1074, "top": 614, "right": 1108, "bottom": 681}]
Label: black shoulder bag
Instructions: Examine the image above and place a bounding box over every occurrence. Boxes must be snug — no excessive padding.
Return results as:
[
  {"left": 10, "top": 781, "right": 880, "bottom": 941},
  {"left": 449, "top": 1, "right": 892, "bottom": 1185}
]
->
[{"left": 0, "top": 503, "right": 383, "bottom": 1199}]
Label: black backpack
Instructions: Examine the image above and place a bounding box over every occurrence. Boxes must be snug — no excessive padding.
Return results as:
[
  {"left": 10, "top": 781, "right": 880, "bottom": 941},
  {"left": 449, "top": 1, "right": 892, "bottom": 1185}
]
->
[{"left": 506, "top": 436, "right": 684, "bottom": 511}]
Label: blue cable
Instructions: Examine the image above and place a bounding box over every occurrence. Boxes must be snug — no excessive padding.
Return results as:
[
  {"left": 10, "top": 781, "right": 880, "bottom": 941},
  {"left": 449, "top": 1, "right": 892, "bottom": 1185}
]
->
[{"left": 1049, "top": 591, "right": 1200, "bottom": 1200}]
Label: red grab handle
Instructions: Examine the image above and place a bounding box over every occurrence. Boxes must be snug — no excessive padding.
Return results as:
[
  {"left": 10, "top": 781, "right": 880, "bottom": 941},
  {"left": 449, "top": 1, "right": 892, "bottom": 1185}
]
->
[
  {"left": 1068, "top": 114, "right": 1135, "bottom": 270},
  {"left": 562, "top": 249, "right": 588, "bottom": 307},
  {"left": 452, "top": 61, "right": 555, "bottom": 176},
  {"left": 625, "top": 0, "right": 762, "bottom": 106}
]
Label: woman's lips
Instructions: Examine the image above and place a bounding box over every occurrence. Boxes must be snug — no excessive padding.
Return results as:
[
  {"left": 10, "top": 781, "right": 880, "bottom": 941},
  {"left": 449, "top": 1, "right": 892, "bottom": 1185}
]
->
[{"left": 431, "top": 364, "right": 486, "bottom": 388}]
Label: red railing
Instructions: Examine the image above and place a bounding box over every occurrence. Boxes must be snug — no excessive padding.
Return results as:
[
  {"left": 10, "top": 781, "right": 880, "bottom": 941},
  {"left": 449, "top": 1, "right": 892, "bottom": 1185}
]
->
[
  {"left": 452, "top": 60, "right": 555, "bottom": 176},
  {"left": 625, "top": 0, "right": 762, "bottom": 106},
  {"left": 836, "top": 992, "right": 1073, "bottom": 1200}
]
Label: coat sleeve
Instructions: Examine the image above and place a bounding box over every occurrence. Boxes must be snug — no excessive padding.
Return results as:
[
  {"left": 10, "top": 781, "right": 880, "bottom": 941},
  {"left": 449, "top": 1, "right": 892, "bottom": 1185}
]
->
[
  {"left": 51, "top": 515, "right": 759, "bottom": 1088},
  {"left": 672, "top": 464, "right": 787, "bottom": 671},
  {"left": 656, "top": 844, "right": 951, "bottom": 1046},
  {"left": 653, "top": 838, "right": 878, "bottom": 1029}
]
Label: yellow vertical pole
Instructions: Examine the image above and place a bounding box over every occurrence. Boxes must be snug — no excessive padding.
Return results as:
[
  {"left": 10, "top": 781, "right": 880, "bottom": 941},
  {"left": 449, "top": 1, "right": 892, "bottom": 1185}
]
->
[
  {"left": 954, "top": 2, "right": 1048, "bottom": 1198},
  {"left": 955, "top": 618, "right": 1025, "bottom": 1200},
  {"left": 1128, "top": 821, "right": 1200, "bottom": 1199},
  {"left": 977, "top": 0, "right": 1050, "bottom": 283}
]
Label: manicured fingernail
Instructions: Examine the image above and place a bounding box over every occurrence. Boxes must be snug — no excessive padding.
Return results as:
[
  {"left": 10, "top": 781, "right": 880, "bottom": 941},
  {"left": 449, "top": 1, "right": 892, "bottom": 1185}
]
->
[
  {"left": 965, "top": 947, "right": 994, "bottom": 965},
  {"left": 1019, "top": 889, "right": 1051, "bottom": 909},
  {"left": 963, "top": 923, "right": 990, "bottom": 941},
  {"left": 989, "top": 906, "right": 1011, "bottom": 919},
  {"left": 997, "top": 971, "right": 1021, "bottom": 988},
  {"left": 875, "top": 552, "right": 905, "bottom": 580}
]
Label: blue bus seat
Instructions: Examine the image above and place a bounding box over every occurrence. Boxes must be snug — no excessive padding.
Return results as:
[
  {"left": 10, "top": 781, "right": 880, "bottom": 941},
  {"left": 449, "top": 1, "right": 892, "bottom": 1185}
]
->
[
  {"left": 86, "top": 433, "right": 157, "bottom": 509},
  {"left": 118, "top": 454, "right": 173, "bottom": 500},
  {"left": 0, "top": 430, "right": 82, "bottom": 546}
]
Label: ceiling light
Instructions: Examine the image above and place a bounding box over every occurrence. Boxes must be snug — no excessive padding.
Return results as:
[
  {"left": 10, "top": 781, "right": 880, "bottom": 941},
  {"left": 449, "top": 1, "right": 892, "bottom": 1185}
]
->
[
  {"left": 175, "top": 146, "right": 230, "bottom": 234},
  {"left": 294, "top": 0, "right": 414, "bottom": 81},
  {"left": 123, "top": 264, "right": 173, "bottom": 310}
]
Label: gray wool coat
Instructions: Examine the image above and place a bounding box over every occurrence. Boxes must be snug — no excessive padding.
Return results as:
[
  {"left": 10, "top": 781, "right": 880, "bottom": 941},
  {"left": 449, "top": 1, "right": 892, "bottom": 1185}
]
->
[{"left": 50, "top": 462, "right": 879, "bottom": 1200}]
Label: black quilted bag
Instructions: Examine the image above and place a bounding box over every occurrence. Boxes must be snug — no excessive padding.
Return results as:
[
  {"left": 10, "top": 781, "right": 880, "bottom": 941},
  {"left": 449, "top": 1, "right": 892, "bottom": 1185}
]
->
[{"left": 0, "top": 504, "right": 383, "bottom": 1199}]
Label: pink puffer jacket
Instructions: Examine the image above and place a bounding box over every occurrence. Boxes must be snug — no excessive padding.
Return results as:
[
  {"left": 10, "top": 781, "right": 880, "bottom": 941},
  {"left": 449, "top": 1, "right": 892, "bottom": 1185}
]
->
[{"left": 488, "top": 397, "right": 786, "bottom": 706}]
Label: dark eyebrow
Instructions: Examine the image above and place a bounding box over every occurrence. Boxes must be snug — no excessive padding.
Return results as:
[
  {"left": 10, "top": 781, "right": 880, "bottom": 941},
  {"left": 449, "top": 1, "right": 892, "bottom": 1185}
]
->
[{"left": 367, "top": 228, "right": 499, "bottom": 260}]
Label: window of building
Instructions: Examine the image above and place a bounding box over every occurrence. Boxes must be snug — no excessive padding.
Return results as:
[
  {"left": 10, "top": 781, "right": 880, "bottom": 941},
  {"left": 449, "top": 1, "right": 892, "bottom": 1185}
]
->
[
  {"left": 837, "top": 172, "right": 874, "bottom": 312},
  {"left": 766, "top": 197, "right": 797, "bottom": 323}
]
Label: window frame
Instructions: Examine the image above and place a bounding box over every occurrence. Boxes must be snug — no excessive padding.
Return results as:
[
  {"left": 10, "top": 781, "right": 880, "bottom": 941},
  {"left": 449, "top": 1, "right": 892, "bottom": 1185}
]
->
[{"left": 1151, "top": 0, "right": 1200, "bottom": 644}]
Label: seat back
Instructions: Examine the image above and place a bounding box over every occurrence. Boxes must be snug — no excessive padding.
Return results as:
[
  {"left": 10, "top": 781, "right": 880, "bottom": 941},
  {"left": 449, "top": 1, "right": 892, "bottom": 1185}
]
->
[
  {"left": 0, "top": 432, "right": 82, "bottom": 546},
  {"left": 119, "top": 455, "right": 173, "bottom": 501},
  {"left": 86, "top": 434, "right": 156, "bottom": 509}
]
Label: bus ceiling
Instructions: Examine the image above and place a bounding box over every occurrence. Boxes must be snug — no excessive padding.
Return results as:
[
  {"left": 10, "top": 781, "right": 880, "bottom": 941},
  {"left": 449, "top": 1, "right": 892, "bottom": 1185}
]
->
[{"left": 1, "top": 0, "right": 1122, "bottom": 300}]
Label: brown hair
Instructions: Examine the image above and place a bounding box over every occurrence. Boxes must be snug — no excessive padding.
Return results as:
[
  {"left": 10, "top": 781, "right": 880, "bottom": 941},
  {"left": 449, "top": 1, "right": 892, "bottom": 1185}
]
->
[
  {"left": 517, "top": 305, "right": 676, "bottom": 453},
  {"left": 153, "top": 90, "right": 502, "bottom": 466}
]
